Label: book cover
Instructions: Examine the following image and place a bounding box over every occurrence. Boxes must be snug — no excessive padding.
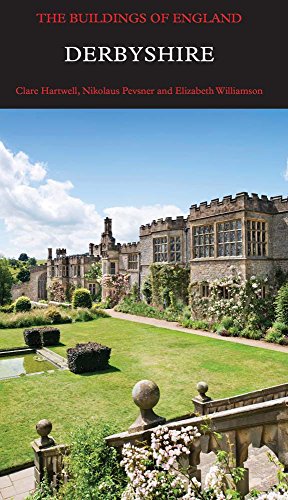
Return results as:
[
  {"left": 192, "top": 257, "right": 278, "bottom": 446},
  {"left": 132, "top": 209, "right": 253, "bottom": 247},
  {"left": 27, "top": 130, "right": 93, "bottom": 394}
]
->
[{"left": 0, "top": 1, "right": 287, "bottom": 497}]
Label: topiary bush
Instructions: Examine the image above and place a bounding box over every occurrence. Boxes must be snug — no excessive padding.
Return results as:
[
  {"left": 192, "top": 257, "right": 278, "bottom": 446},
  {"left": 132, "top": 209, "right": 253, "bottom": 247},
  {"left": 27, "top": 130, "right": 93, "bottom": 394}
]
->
[
  {"left": 72, "top": 288, "right": 92, "bottom": 309},
  {"left": 41, "top": 327, "right": 61, "bottom": 346},
  {"left": 275, "top": 283, "right": 288, "bottom": 324},
  {"left": 67, "top": 342, "right": 111, "bottom": 374},
  {"left": 23, "top": 328, "right": 42, "bottom": 347},
  {"left": 15, "top": 296, "right": 31, "bottom": 313},
  {"left": 23, "top": 326, "right": 60, "bottom": 347}
]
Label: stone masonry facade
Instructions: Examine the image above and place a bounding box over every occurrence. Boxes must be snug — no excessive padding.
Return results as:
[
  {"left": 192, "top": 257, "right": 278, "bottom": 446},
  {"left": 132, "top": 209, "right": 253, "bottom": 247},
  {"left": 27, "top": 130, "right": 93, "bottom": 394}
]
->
[{"left": 12, "top": 192, "right": 288, "bottom": 301}]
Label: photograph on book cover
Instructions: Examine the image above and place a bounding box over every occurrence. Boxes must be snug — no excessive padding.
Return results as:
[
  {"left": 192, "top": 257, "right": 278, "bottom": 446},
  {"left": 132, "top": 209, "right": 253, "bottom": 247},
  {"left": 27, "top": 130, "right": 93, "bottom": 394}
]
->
[{"left": 0, "top": 1, "right": 288, "bottom": 499}]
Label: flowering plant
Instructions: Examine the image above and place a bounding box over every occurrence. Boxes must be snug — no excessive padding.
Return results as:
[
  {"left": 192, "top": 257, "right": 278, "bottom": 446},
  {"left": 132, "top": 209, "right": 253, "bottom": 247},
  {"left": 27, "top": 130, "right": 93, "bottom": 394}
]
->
[
  {"left": 189, "top": 268, "right": 274, "bottom": 332},
  {"left": 120, "top": 424, "right": 246, "bottom": 500},
  {"left": 102, "top": 273, "right": 130, "bottom": 307}
]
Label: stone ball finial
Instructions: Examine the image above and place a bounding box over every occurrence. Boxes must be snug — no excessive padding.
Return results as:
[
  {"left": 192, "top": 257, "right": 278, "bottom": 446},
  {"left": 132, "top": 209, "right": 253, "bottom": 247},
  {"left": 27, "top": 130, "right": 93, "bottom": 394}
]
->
[
  {"left": 196, "top": 381, "right": 208, "bottom": 397},
  {"left": 36, "top": 419, "right": 52, "bottom": 438},
  {"left": 132, "top": 380, "right": 160, "bottom": 410}
]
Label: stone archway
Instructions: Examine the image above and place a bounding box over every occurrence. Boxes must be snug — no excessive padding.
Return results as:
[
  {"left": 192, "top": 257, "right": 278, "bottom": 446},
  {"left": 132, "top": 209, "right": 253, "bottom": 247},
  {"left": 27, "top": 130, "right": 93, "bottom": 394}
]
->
[{"left": 38, "top": 272, "right": 47, "bottom": 300}]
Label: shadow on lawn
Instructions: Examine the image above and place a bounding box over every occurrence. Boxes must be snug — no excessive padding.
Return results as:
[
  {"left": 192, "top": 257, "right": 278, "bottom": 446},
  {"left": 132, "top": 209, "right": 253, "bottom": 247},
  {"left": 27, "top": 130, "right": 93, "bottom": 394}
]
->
[{"left": 79, "top": 365, "right": 121, "bottom": 377}]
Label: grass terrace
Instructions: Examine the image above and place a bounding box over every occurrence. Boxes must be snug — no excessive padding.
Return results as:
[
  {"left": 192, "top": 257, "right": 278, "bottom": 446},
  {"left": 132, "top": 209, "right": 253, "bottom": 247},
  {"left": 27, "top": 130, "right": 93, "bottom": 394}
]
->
[{"left": 0, "top": 317, "right": 288, "bottom": 471}]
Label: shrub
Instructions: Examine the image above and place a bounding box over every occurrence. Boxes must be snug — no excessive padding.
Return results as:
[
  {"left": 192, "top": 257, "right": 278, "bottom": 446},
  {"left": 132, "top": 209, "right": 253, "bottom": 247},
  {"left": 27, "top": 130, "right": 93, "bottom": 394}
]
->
[
  {"left": 216, "top": 327, "right": 231, "bottom": 337},
  {"left": 163, "top": 308, "right": 181, "bottom": 322},
  {"left": 180, "top": 318, "right": 209, "bottom": 330},
  {"left": 115, "top": 297, "right": 165, "bottom": 319},
  {"left": 0, "top": 303, "right": 14, "bottom": 313},
  {"left": 44, "top": 306, "right": 72, "bottom": 325},
  {"left": 45, "top": 307, "right": 62, "bottom": 324},
  {"left": 228, "top": 326, "right": 240, "bottom": 336},
  {"left": 149, "top": 264, "right": 190, "bottom": 308},
  {"left": 23, "top": 327, "right": 60, "bottom": 347},
  {"left": 265, "top": 321, "right": 288, "bottom": 344},
  {"left": 72, "top": 288, "right": 92, "bottom": 309},
  {"left": 58, "top": 423, "right": 127, "bottom": 500},
  {"left": 0, "top": 309, "right": 71, "bottom": 329},
  {"left": 275, "top": 283, "right": 288, "bottom": 324},
  {"left": 15, "top": 296, "right": 31, "bottom": 312},
  {"left": 75, "top": 308, "right": 94, "bottom": 322},
  {"left": 67, "top": 342, "right": 111, "bottom": 374},
  {"left": 240, "top": 327, "right": 263, "bottom": 340},
  {"left": 142, "top": 277, "right": 152, "bottom": 304},
  {"left": 221, "top": 316, "right": 234, "bottom": 330},
  {"left": 91, "top": 305, "right": 110, "bottom": 318},
  {"left": 101, "top": 274, "right": 130, "bottom": 307}
]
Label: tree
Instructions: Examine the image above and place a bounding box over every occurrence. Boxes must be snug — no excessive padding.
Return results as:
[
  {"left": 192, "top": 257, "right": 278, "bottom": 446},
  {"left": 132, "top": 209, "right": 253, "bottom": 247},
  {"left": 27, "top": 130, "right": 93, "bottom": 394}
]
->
[
  {"left": 8, "top": 258, "right": 19, "bottom": 268},
  {"left": 0, "top": 258, "right": 14, "bottom": 305},
  {"left": 28, "top": 257, "right": 37, "bottom": 267},
  {"left": 16, "top": 268, "right": 30, "bottom": 283},
  {"left": 18, "top": 253, "right": 29, "bottom": 262}
]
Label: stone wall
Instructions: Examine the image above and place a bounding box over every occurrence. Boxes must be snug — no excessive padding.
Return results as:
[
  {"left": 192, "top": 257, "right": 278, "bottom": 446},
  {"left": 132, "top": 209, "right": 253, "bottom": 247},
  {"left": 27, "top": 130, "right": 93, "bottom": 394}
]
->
[
  {"left": 190, "top": 259, "right": 247, "bottom": 282},
  {"left": 12, "top": 265, "right": 47, "bottom": 302}
]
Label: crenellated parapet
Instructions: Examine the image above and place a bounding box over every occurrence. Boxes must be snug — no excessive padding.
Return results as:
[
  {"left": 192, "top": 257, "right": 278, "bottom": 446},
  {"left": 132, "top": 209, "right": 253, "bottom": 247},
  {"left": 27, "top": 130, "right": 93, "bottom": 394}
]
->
[
  {"left": 140, "top": 216, "right": 187, "bottom": 236},
  {"left": 55, "top": 248, "right": 67, "bottom": 257},
  {"left": 189, "top": 192, "right": 288, "bottom": 220},
  {"left": 120, "top": 242, "right": 140, "bottom": 254},
  {"left": 30, "top": 264, "right": 47, "bottom": 273}
]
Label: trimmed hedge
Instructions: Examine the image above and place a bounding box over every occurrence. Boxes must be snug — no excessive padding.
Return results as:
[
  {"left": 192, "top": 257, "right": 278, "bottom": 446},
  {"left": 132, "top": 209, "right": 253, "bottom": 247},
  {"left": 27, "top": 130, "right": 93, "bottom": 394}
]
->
[
  {"left": 23, "top": 327, "right": 61, "bottom": 347},
  {"left": 67, "top": 342, "right": 111, "bottom": 374}
]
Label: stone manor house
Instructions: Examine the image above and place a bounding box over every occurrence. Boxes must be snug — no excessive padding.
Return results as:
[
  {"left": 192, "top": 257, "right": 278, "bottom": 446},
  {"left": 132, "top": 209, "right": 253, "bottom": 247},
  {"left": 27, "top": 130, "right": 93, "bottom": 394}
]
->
[{"left": 12, "top": 192, "right": 288, "bottom": 302}]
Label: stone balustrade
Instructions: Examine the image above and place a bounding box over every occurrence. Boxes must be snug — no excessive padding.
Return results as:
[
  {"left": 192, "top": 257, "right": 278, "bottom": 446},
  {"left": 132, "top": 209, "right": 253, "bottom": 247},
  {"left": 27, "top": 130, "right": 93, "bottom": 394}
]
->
[
  {"left": 32, "top": 379, "right": 288, "bottom": 496},
  {"left": 192, "top": 381, "right": 288, "bottom": 415},
  {"left": 106, "top": 380, "right": 288, "bottom": 496}
]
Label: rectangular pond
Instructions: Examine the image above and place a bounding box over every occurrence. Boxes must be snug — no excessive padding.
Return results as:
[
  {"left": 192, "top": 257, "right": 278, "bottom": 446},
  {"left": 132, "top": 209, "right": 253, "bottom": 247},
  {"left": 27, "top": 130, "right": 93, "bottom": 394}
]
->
[{"left": 0, "top": 353, "right": 55, "bottom": 380}]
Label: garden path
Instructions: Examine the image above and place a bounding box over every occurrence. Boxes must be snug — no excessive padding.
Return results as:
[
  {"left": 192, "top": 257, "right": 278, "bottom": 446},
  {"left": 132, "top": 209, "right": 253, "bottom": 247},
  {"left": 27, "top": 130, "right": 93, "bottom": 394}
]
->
[
  {"left": 0, "top": 467, "right": 34, "bottom": 499},
  {"left": 107, "top": 309, "right": 288, "bottom": 353}
]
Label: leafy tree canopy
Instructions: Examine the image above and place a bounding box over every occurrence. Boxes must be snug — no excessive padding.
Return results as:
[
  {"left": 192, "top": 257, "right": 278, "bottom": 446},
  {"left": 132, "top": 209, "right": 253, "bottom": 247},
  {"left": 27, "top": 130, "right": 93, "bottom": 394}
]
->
[
  {"left": 0, "top": 258, "right": 13, "bottom": 305},
  {"left": 18, "top": 253, "right": 29, "bottom": 262}
]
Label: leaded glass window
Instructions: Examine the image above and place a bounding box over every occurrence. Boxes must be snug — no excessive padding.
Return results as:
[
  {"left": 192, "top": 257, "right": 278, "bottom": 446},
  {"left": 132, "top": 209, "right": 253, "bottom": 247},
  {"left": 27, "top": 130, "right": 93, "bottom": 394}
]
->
[
  {"left": 193, "top": 225, "right": 214, "bottom": 258},
  {"left": 217, "top": 220, "right": 242, "bottom": 257},
  {"left": 128, "top": 254, "right": 138, "bottom": 270},
  {"left": 170, "top": 236, "right": 181, "bottom": 262},
  {"left": 247, "top": 220, "right": 267, "bottom": 256},
  {"left": 153, "top": 237, "right": 168, "bottom": 262}
]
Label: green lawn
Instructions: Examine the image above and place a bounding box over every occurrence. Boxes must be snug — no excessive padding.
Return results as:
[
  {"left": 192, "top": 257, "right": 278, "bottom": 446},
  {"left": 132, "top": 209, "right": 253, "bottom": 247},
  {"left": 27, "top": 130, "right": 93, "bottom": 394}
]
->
[{"left": 0, "top": 317, "right": 287, "bottom": 471}]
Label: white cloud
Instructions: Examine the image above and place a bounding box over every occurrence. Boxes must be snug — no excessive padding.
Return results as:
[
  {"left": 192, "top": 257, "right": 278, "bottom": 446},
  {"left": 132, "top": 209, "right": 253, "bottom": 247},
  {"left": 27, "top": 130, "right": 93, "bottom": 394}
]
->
[
  {"left": 104, "top": 205, "right": 184, "bottom": 243},
  {"left": 0, "top": 142, "right": 184, "bottom": 258}
]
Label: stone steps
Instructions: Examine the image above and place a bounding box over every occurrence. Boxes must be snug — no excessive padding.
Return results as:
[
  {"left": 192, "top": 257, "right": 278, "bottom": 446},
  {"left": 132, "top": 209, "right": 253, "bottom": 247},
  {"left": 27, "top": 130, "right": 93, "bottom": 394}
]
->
[{"left": 36, "top": 347, "right": 68, "bottom": 370}]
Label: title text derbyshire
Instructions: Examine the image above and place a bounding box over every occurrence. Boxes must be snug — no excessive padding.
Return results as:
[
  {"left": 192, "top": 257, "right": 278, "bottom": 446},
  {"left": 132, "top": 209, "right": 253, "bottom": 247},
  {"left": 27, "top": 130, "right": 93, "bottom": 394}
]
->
[{"left": 64, "top": 46, "right": 215, "bottom": 63}]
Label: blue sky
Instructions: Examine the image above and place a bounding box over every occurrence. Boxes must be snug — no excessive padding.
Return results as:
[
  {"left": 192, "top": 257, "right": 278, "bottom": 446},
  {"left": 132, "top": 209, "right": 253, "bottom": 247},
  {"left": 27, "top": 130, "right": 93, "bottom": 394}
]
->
[{"left": 0, "top": 109, "right": 287, "bottom": 257}]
